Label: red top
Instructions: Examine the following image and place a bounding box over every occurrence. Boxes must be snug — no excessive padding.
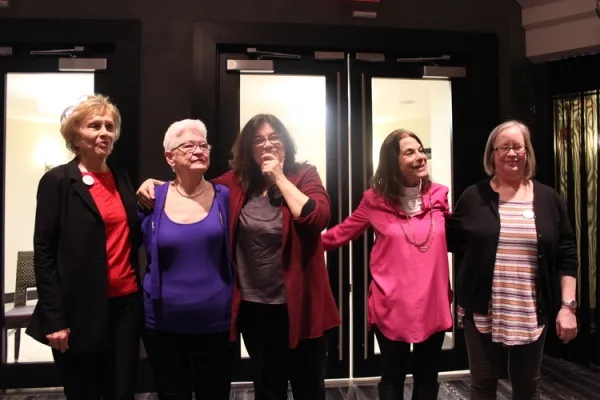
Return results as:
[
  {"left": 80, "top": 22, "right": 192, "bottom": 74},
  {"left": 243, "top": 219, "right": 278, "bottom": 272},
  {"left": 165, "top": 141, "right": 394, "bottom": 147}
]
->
[
  {"left": 213, "top": 164, "right": 341, "bottom": 348},
  {"left": 84, "top": 171, "right": 138, "bottom": 297}
]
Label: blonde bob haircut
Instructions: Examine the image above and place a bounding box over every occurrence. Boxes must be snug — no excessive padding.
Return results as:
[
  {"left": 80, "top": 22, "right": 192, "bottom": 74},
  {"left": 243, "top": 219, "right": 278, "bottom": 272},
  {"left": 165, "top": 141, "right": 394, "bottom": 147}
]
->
[
  {"left": 60, "top": 94, "right": 121, "bottom": 155},
  {"left": 483, "top": 120, "right": 536, "bottom": 180}
]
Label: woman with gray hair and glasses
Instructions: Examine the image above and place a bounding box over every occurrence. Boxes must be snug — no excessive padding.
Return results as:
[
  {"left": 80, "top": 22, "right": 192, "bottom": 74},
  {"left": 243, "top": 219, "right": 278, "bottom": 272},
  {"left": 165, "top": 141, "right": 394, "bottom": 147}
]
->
[
  {"left": 139, "top": 119, "right": 234, "bottom": 400},
  {"left": 447, "top": 120, "right": 578, "bottom": 399}
]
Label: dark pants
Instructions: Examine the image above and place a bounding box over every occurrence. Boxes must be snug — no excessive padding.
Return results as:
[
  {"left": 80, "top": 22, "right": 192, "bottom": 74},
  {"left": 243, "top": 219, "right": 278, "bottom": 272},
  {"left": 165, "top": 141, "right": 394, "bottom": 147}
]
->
[
  {"left": 52, "top": 292, "right": 142, "bottom": 400},
  {"left": 463, "top": 315, "right": 547, "bottom": 400},
  {"left": 237, "top": 301, "right": 328, "bottom": 400},
  {"left": 143, "top": 328, "right": 233, "bottom": 400},
  {"left": 374, "top": 327, "right": 445, "bottom": 400}
]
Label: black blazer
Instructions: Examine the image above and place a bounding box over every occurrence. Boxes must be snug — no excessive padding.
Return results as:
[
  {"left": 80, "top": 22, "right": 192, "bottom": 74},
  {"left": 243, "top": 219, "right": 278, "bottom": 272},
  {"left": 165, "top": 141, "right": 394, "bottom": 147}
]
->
[
  {"left": 26, "top": 158, "right": 142, "bottom": 353},
  {"left": 447, "top": 179, "right": 578, "bottom": 325}
]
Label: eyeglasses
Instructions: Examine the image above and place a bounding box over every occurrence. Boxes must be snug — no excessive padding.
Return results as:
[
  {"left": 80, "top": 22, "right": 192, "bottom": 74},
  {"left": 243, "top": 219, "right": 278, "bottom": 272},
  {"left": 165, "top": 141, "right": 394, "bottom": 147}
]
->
[
  {"left": 174, "top": 142, "right": 212, "bottom": 154},
  {"left": 494, "top": 145, "right": 526, "bottom": 155},
  {"left": 254, "top": 134, "right": 281, "bottom": 147}
]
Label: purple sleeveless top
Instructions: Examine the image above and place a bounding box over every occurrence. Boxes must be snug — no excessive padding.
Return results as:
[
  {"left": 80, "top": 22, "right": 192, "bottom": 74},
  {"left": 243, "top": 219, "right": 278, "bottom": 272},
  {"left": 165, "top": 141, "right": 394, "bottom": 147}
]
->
[{"left": 142, "top": 185, "right": 232, "bottom": 334}]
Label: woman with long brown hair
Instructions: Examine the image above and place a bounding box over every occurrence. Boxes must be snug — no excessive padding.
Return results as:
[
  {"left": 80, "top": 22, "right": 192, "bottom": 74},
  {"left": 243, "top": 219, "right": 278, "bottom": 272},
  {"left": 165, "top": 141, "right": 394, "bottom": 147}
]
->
[{"left": 322, "top": 129, "right": 453, "bottom": 400}]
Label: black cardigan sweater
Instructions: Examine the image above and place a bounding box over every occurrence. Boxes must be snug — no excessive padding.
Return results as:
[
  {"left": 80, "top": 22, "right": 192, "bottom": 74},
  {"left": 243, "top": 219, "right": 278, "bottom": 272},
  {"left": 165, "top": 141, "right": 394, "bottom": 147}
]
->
[{"left": 447, "top": 179, "right": 578, "bottom": 325}]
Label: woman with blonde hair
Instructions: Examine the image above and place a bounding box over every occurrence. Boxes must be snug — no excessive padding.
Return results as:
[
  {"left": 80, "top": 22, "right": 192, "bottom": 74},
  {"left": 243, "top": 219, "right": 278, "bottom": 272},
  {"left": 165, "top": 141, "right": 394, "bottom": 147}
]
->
[
  {"left": 448, "top": 120, "right": 578, "bottom": 399},
  {"left": 27, "top": 94, "right": 143, "bottom": 400}
]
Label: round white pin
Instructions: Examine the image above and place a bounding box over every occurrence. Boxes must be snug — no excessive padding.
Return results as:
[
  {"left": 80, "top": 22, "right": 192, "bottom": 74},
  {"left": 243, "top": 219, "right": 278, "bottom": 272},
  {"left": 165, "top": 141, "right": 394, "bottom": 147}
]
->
[
  {"left": 82, "top": 175, "right": 95, "bottom": 186},
  {"left": 523, "top": 210, "right": 535, "bottom": 219}
]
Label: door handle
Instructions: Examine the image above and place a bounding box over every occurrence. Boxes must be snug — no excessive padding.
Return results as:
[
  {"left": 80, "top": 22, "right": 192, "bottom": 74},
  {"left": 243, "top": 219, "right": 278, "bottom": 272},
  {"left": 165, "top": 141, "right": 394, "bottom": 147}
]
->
[
  {"left": 336, "top": 71, "right": 344, "bottom": 361},
  {"left": 360, "top": 72, "right": 370, "bottom": 359}
]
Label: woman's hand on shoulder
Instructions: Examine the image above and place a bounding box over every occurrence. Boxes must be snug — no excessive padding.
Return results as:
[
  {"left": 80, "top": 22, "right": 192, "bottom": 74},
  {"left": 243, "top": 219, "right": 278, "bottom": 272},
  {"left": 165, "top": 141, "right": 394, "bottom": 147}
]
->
[{"left": 137, "top": 179, "right": 163, "bottom": 209}]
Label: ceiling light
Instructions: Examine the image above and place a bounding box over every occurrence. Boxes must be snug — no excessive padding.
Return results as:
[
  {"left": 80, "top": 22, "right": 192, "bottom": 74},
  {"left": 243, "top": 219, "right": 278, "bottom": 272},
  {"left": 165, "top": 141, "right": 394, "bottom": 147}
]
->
[{"left": 399, "top": 100, "right": 415, "bottom": 105}]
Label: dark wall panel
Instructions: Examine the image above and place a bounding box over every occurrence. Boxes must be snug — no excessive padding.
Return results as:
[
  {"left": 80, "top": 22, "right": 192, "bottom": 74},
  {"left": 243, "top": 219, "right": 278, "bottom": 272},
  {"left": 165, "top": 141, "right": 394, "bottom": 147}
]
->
[{"left": 0, "top": 0, "right": 529, "bottom": 181}]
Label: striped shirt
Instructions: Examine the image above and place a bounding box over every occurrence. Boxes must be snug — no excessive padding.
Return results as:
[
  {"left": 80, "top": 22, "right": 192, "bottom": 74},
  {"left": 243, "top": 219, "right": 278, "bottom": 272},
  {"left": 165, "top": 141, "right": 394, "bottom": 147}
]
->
[{"left": 458, "top": 200, "right": 544, "bottom": 345}]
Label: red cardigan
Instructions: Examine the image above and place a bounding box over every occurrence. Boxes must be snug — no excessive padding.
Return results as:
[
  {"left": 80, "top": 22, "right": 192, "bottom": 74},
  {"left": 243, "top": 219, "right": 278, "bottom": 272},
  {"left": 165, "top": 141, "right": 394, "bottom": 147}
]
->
[{"left": 212, "top": 164, "right": 341, "bottom": 348}]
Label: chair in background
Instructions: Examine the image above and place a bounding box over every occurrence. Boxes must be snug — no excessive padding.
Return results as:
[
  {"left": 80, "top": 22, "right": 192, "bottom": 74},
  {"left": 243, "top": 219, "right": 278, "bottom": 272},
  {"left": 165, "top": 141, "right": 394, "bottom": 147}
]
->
[{"left": 4, "top": 251, "right": 36, "bottom": 363}]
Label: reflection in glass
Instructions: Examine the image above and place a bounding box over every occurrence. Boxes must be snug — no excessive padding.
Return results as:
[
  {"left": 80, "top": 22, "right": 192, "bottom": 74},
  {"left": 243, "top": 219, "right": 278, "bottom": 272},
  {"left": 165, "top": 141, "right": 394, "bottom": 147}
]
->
[
  {"left": 3, "top": 73, "right": 94, "bottom": 363},
  {"left": 238, "top": 74, "right": 327, "bottom": 358},
  {"left": 370, "top": 78, "right": 454, "bottom": 353}
]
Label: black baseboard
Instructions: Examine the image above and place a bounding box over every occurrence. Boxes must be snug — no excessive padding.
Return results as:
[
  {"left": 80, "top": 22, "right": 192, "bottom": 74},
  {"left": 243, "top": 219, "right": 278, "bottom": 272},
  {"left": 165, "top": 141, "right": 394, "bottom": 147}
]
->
[{"left": 3, "top": 290, "right": 39, "bottom": 305}]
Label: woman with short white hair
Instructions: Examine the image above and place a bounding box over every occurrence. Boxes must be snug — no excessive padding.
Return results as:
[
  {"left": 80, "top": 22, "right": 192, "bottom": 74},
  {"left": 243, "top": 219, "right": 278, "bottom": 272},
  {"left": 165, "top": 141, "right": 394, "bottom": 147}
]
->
[{"left": 139, "top": 119, "right": 234, "bottom": 400}]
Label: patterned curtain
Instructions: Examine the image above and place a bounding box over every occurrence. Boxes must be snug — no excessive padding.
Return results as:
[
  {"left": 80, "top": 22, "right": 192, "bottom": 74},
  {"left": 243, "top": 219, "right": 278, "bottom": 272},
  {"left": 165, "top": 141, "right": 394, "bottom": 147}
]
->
[{"left": 554, "top": 90, "right": 600, "bottom": 363}]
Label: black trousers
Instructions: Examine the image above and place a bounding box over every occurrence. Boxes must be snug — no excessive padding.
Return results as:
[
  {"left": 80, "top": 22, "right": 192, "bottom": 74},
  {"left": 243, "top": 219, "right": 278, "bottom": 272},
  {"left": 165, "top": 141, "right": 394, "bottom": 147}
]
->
[
  {"left": 143, "top": 328, "right": 233, "bottom": 400},
  {"left": 463, "top": 315, "right": 547, "bottom": 400},
  {"left": 374, "top": 327, "right": 445, "bottom": 400},
  {"left": 52, "top": 292, "right": 142, "bottom": 400},
  {"left": 237, "top": 301, "right": 328, "bottom": 400}
]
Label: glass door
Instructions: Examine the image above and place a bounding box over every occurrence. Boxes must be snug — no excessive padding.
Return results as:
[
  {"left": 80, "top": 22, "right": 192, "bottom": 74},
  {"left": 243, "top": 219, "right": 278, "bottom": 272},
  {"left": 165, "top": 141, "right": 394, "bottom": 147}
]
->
[
  {"left": 216, "top": 49, "right": 351, "bottom": 381},
  {"left": 2, "top": 60, "right": 94, "bottom": 366},
  {"left": 215, "top": 49, "right": 489, "bottom": 382},
  {"left": 0, "top": 50, "right": 141, "bottom": 388},
  {"left": 348, "top": 54, "right": 470, "bottom": 377}
]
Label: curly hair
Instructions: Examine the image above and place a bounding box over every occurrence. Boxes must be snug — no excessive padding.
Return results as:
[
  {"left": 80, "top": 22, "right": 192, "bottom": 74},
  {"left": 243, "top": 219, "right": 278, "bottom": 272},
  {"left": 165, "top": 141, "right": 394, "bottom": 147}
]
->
[{"left": 230, "top": 114, "right": 299, "bottom": 193}]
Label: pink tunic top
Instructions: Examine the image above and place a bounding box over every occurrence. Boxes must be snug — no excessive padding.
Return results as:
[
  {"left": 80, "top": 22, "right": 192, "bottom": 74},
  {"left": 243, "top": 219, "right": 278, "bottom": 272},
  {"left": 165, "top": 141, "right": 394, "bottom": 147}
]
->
[{"left": 322, "top": 184, "right": 453, "bottom": 343}]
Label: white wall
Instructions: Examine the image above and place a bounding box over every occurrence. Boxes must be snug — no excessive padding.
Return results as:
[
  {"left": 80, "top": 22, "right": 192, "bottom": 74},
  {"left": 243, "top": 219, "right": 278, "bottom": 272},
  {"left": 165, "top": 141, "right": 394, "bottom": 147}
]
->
[
  {"left": 3, "top": 72, "right": 93, "bottom": 298},
  {"left": 428, "top": 80, "right": 455, "bottom": 292},
  {"left": 3, "top": 118, "right": 72, "bottom": 295},
  {"left": 239, "top": 74, "right": 328, "bottom": 185},
  {"left": 371, "top": 79, "right": 453, "bottom": 205},
  {"left": 373, "top": 118, "right": 431, "bottom": 173}
]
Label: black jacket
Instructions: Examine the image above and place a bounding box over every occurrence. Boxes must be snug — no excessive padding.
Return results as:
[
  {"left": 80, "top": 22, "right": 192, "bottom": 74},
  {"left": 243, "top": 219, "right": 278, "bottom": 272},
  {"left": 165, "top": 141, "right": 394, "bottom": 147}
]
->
[
  {"left": 447, "top": 179, "right": 578, "bottom": 324},
  {"left": 26, "top": 158, "right": 142, "bottom": 353}
]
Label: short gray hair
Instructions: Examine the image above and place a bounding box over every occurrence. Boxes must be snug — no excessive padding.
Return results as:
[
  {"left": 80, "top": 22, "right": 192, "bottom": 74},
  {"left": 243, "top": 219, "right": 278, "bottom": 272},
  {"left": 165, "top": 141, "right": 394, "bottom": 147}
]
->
[
  {"left": 483, "top": 120, "right": 536, "bottom": 179},
  {"left": 163, "top": 119, "right": 207, "bottom": 151}
]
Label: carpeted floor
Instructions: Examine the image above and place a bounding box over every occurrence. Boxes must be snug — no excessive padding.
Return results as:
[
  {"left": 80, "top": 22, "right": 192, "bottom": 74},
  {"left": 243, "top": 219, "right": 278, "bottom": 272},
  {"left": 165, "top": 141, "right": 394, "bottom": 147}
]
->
[{"left": 2, "top": 356, "right": 599, "bottom": 399}]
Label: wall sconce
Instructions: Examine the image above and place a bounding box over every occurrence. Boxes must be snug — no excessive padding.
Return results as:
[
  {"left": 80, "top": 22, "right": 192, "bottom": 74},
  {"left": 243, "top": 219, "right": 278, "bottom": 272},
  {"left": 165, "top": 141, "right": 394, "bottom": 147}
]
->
[
  {"left": 41, "top": 144, "right": 68, "bottom": 172},
  {"left": 44, "top": 155, "right": 56, "bottom": 172}
]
